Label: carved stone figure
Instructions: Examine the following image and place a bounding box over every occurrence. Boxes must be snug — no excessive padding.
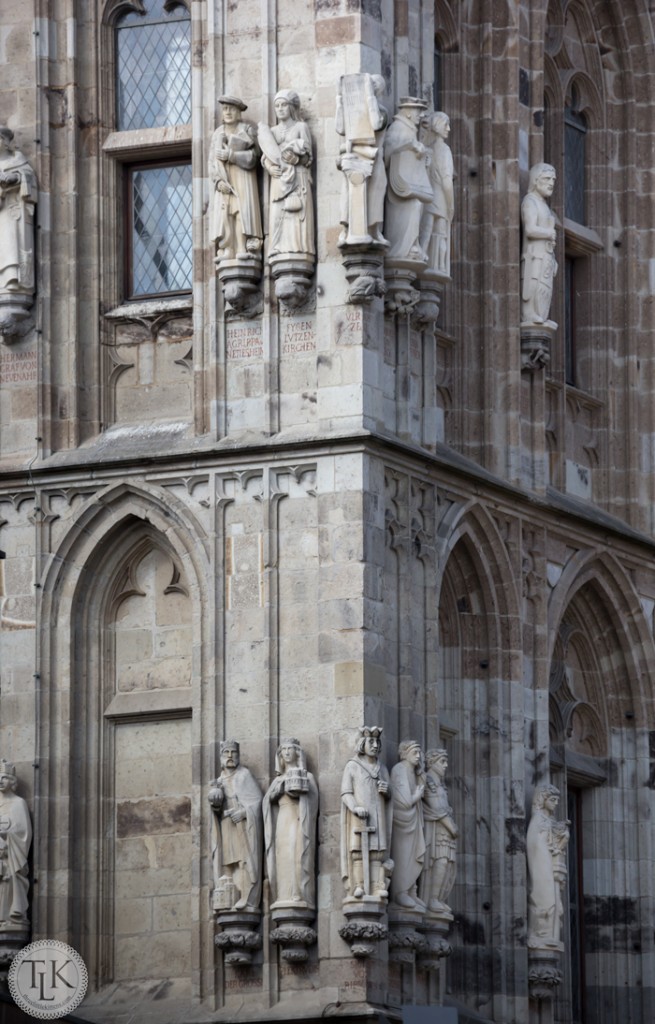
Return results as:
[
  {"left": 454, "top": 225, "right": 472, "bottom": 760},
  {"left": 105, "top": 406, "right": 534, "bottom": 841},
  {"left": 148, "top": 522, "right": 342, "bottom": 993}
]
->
[
  {"left": 336, "top": 73, "right": 388, "bottom": 248},
  {"left": 389, "top": 741, "right": 426, "bottom": 910},
  {"left": 419, "top": 748, "right": 458, "bottom": 913},
  {"left": 340, "top": 726, "right": 393, "bottom": 900},
  {"left": 263, "top": 738, "right": 318, "bottom": 909},
  {"left": 0, "top": 127, "right": 37, "bottom": 338},
  {"left": 259, "top": 91, "right": 315, "bottom": 260},
  {"left": 209, "top": 97, "right": 263, "bottom": 264},
  {"left": 527, "top": 784, "right": 570, "bottom": 949},
  {"left": 383, "top": 98, "right": 433, "bottom": 262},
  {"left": 0, "top": 760, "right": 32, "bottom": 928},
  {"left": 521, "top": 163, "right": 558, "bottom": 328},
  {"left": 419, "top": 112, "right": 454, "bottom": 278},
  {"left": 208, "top": 740, "right": 263, "bottom": 913}
]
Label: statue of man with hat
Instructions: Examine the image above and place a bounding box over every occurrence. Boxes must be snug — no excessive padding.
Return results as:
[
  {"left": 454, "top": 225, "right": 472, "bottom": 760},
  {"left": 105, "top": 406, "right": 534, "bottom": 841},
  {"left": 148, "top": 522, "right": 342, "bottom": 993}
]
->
[
  {"left": 208, "top": 96, "right": 263, "bottom": 264},
  {"left": 383, "top": 97, "right": 434, "bottom": 262}
]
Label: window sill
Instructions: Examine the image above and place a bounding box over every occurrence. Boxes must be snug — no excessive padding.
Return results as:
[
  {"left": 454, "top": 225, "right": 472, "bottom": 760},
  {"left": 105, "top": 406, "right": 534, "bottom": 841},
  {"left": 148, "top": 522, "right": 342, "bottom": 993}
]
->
[
  {"left": 103, "top": 124, "right": 192, "bottom": 161},
  {"left": 105, "top": 295, "right": 192, "bottom": 323},
  {"left": 564, "top": 218, "right": 604, "bottom": 257}
]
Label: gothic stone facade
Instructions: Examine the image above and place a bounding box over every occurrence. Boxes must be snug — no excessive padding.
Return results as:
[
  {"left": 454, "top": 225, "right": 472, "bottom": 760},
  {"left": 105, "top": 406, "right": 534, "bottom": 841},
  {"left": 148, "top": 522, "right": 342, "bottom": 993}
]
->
[{"left": 1, "top": 2, "right": 655, "bottom": 1023}]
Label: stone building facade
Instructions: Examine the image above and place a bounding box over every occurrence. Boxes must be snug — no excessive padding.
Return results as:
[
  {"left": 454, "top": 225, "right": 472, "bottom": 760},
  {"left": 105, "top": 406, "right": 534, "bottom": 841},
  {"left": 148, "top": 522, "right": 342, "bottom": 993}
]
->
[{"left": 1, "top": 1, "right": 654, "bottom": 1023}]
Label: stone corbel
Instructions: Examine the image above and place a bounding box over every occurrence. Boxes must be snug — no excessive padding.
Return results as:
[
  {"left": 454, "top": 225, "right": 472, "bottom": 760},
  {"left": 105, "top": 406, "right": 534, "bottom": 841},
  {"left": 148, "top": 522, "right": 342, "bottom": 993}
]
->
[
  {"left": 0, "top": 297, "right": 34, "bottom": 343},
  {"left": 270, "top": 908, "right": 317, "bottom": 964},
  {"left": 217, "top": 257, "right": 263, "bottom": 318},
  {"left": 387, "top": 907, "right": 425, "bottom": 965},
  {"left": 521, "top": 323, "right": 555, "bottom": 370},
  {"left": 269, "top": 254, "right": 315, "bottom": 311},
  {"left": 214, "top": 909, "right": 262, "bottom": 966},
  {"left": 528, "top": 947, "right": 563, "bottom": 1001},
  {"left": 412, "top": 269, "right": 448, "bottom": 330},
  {"left": 339, "top": 902, "right": 389, "bottom": 959}
]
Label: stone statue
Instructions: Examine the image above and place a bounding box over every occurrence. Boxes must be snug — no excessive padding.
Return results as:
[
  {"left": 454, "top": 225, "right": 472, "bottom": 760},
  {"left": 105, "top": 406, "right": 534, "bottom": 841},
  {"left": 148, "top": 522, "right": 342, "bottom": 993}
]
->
[
  {"left": 419, "top": 112, "right": 454, "bottom": 278},
  {"left": 336, "top": 73, "right": 388, "bottom": 248},
  {"left": 527, "top": 784, "right": 570, "bottom": 948},
  {"left": 208, "top": 96, "right": 263, "bottom": 264},
  {"left": 418, "top": 748, "right": 458, "bottom": 913},
  {"left": 389, "top": 741, "right": 426, "bottom": 910},
  {"left": 341, "top": 726, "right": 393, "bottom": 900},
  {"left": 259, "top": 91, "right": 315, "bottom": 260},
  {"left": 383, "top": 98, "right": 433, "bottom": 262},
  {"left": 521, "top": 163, "right": 558, "bottom": 327},
  {"left": 208, "top": 740, "right": 263, "bottom": 913},
  {"left": 0, "top": 126, "right": 37, "bottom": 336},
  {"left": 0, "top": 759, "right": 32, "bottom": 927},
  {"left": 263, "top": 738, "right": 319, "bottom": 909}
]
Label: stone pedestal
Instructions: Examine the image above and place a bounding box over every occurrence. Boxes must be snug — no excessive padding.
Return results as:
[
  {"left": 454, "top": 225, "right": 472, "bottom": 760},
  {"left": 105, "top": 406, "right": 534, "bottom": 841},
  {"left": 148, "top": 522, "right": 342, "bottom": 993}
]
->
[
  {"left": 528, "top": 944, "right": 562, "bottom": 1002},
  {"left": 340, "top": 243, "right": 386, "bottom": 304},
  {"left": 216, "top": 257, "right": 262, "bottom": 318},
  {"left": 270, "top": 905, "right": 317, "bottom": 964},
  {"left": 339, "top": 897, "right": 388, "bottom": 959},
  {"left": 384, "top": 259, "right": 423, "bottom": 315},
  {"left": 0, "top": 294, "right": 33, "bottom": 341},
  {"left": 520, "top": 322, "right": 556, "bottom": 370},
  {"left": 214, "top": 909, "right": 262, "bottom": 965},
  {"left": 413, "top": 269, "right": 448, "bottom": 330},
  {"left": 388, "top": 906, "right": 424, "bottom": 965},
  {"left": 269, "top": 254, "right": 315, "bottom": 310},
  {"left": 416, "top": 908, "right": 453, "bottom": 972},
  {"left": 0, "top": 927, "right": 29, "bottom": 976}
]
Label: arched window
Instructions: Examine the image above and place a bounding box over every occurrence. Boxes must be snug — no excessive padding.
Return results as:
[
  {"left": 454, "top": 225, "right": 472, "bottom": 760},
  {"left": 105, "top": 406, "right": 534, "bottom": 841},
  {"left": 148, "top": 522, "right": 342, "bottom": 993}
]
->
[
  {"left": 116, "top": 0, "right": 191, "bottom": 131},
  {"left": 105, "top": 0, "right": 193, "bottom": 301},
  {"left": 564, "top": 86, "right": 587, "bottom": 225}
]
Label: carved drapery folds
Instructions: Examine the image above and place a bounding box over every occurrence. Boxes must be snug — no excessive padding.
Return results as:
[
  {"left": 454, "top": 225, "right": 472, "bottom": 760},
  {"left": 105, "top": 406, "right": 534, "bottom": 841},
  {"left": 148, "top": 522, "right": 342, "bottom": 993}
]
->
[
  {"left": 209, "top": 740, "right": 264, "bottom": 964},
  {"left": 0, "top": 759, "right": 32, "bottom": 969},
  {"left": 210, "top": 96, "right": 264, "bottom": 317},
  {"left": 526, "top": 784, "right": 569, "bottom": 1001},
  {"left": 263, "top": 739, "right": 319, "bottom": 962},
  {"left": 0, "top": 127, "right": 36, "bottom": 342},
  {"left": 521, "top": 163, "right": 558, "bottom": 370}
]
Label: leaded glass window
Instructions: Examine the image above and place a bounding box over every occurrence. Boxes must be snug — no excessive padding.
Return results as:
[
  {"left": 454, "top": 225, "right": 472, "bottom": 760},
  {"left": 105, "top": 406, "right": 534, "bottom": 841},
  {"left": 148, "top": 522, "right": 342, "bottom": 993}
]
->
[
  {"left": 128, "top": 162, "right": 192, "bottom": 297},
  {"left": 565, "top": 96, "right": 586, "bottom": 224},
  {"left": 116, "top": 0, "right": 191, "bottom": 131}
]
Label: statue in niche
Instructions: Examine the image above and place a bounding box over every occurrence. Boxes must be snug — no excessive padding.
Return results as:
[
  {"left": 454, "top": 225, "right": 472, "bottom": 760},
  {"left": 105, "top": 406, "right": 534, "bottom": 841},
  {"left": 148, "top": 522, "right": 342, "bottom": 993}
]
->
[
  {"left": 389, "top": 741, "right": 426, "bottom": 910},
  {"left": 419, "top": 748, "right": 458, "bottom": 913},
  {"left": 419, "top": 112, "right": 454, "bottom": 278},
  {"left": 336, "top": 73, "right": 388, "bottom": 248},
  {"left": 521, "top": 163, "right": 558, "bottom": 328},
  {"left": 0, "top": 127, "right": 37, "bottom": 336},
  {"left": 208, "top": 96, "right": 263, "bottom": 264},
  {"left": 383, "top": 97, "right": 433, "bottom": 262},
  {"left": 0, "top": 759, "right": 32, "bottom": 928},
  {"left": 341, "top": 726, "right": 393, "bottom": 901},
  {"left": 259, "top": 91, "right": 315, "bottom": 260},
  {"left": 208, "top": 740, "right": 263, "bottom": 913},
  {"left": 263, "top": 738, "right": 319, "bottom": 909},
  {"left": 527, "top": 784, "right": 570, "bottom": 948}
]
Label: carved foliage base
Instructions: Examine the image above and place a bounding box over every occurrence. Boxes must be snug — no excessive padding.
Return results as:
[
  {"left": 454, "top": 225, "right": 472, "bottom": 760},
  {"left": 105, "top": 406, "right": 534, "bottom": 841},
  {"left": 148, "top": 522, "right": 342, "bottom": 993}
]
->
[
  {"left": 340, "top": 899, "right": 388, "bottom": 958},
  {"left": 0, "top": 295, "right": 33, "bottom": 341},
  {"left": 214, "top": 910, "right": 262, "bottom": 965},
  {"left": 521, "top": 323, "right": 556, "bottom": 370},
  {"left": 340, "top": 244, "right": 386, "bottom": 304},
  {"left": 217, "top": 258, "right": 262, "bottom": 318},
  {"left": 270, "top": 906, "right": 317, "bottom": 963},
  {"left": 384, "top": 260, "right": 424, "bottom": 315},
  {"left": 412, "top": 271, "right": 448, "bottom": 330},
  {"left": 269, "top": 254, "right": 315, "bottom": 311},
  {"left": 528, "top": 947, "right": 563, "bottom": 1001},
  {"left": 417, "top": 910, "right": 454, "bottom": 972},
  {"left": 388, "top": 907, "right": 425, "bottom": 965}
]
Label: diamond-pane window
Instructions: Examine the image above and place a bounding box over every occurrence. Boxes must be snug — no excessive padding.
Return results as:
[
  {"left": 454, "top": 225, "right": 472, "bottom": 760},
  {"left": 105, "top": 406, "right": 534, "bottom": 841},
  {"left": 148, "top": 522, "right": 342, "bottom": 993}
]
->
[
  {"left": 128, "top": 163, "right": 192, "bottom": 297},
  {"left": 116, "top": 1, "right": 191, "bottom": 131}
]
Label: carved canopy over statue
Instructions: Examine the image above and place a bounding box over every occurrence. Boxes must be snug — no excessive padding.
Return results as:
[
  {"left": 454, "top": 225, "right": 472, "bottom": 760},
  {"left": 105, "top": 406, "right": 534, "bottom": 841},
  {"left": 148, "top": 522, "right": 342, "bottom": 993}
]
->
[
  {"left": 521, "top": 163, "right": 558, "bottom": 328},
  {"left": 340, "top": 726, "right": 393, "bottom": 901},
  {"left": 389, "top": 740, "right": 426, "bottom": 910},
  {"left": 208, "top": 740, "right": 263, "bottom": 913},
  {"left": 0, "top": 759, "right": 32, "bottom": 928},
  {"left": 527, "top": 784, "right": 570, "bottom": 949},
  {"left": 263, "top": 738, "right": 318, "bottom": 909}
]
